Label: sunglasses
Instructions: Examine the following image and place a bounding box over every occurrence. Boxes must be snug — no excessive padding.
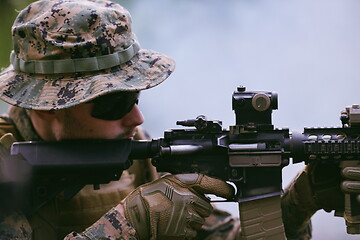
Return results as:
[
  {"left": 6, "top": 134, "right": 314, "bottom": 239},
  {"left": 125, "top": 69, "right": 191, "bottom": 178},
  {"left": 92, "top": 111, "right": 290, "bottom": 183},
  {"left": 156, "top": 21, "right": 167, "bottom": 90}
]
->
[{"left": 90, "top": 91, "right": 140, "bottom": 120}]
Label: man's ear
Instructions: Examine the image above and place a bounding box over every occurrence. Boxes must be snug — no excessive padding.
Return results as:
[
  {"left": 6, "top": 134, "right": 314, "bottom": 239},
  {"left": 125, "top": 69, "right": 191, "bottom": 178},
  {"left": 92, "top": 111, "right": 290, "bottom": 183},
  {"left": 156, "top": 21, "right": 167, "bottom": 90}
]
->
[{"left": 27, "top": 109, "right": 62, "bottom": 141}]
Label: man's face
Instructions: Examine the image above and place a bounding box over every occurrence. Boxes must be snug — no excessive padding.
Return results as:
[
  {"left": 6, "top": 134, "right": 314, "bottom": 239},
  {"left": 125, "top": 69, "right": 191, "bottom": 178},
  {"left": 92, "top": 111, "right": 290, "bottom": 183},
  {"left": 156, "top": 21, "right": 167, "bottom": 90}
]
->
[{"left": 56, "top": 102, "right": 144, "bottom": 140}]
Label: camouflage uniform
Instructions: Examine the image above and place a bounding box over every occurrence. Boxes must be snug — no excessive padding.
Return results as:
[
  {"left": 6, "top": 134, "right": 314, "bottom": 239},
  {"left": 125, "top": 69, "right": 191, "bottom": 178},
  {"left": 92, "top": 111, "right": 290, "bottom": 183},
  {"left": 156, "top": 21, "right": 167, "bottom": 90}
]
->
[{"left": 0, "top": 0, "right": 242, "bottom": 239}]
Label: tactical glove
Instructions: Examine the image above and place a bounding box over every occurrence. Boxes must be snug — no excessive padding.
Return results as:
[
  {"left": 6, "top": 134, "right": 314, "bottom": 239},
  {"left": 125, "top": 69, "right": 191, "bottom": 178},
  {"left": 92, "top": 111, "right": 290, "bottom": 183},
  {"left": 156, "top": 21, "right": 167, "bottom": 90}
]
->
[
  {"left": 281, "top": 162, "right": 343, "bottom": 238},
  {"left": 306, "top": 162, "right": 344, "bottom": 212},
  {"left": 121, "top": 173, "right": 234, "bottom": 240},
  {"left": 307, "top": 161, "right": 360, "bottom": 211},
  {"left": 341, "top": 165, "right": 360, "bottom": 201},
  {"left": 282, "top": 161, "right": 360, "bottom": 238},
  {"left": 341, "top": 164, "right": 360, "bottom": 233}
]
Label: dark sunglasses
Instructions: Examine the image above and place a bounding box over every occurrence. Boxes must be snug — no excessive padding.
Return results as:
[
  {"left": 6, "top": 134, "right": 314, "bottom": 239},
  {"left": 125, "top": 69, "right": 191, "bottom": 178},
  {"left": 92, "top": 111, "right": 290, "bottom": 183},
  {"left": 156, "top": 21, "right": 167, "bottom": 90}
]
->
[{"left": 90, "top": 91, "right": 140, "bottom": 120}]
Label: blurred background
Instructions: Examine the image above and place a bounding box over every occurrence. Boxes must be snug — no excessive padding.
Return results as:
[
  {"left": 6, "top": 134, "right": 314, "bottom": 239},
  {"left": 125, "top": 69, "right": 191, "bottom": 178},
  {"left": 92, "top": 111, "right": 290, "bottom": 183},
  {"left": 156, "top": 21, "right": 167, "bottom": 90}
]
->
[{"left": 1, "top": 0, "right": 359, "bottom": 239}]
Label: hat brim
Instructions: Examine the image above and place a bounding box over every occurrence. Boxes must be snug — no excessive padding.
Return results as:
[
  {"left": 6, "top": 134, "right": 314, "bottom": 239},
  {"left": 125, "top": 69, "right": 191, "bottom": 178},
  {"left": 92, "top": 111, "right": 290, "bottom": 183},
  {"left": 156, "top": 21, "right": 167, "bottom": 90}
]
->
[{"left": 0, "top": 49, "right": 175, "bottom": 110}]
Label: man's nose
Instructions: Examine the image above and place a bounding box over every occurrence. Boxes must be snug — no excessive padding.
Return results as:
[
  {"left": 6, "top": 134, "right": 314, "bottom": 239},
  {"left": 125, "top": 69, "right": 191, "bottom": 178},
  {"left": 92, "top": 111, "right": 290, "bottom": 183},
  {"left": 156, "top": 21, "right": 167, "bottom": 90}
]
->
[{"left": 121, "top": 104, "right": 144, "bottom": 127}]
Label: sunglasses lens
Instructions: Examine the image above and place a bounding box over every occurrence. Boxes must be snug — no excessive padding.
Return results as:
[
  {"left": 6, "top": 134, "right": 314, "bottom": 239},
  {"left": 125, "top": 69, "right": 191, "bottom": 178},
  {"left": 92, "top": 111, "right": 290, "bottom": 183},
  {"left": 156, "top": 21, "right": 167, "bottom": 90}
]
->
[{"left": 91, "top": 91, "right": 140, "bottom": 120}]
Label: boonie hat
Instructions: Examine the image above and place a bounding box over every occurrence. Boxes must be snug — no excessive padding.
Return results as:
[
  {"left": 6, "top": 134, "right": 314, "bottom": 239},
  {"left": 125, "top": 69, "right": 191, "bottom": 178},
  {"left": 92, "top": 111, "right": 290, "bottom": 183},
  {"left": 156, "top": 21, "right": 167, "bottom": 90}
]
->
[{"left": 0, "top": 0, "right": 175, "bottom": 110}]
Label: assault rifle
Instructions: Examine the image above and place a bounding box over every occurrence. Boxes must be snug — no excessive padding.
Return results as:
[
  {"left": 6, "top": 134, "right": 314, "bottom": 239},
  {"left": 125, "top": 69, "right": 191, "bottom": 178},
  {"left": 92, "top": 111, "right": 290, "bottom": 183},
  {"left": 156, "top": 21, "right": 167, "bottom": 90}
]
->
[{"left": 6, "top": 86, "right": 360, "bottom": 239}]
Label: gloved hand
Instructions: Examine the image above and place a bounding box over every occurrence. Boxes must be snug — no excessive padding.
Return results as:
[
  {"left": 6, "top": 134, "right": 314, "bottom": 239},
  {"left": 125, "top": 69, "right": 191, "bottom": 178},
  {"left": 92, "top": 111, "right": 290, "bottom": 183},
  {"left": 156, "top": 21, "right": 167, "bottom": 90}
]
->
[
  {"left": 282, "top": 161, "right": 360, "bottom": 238},
  {"left": 307, "top": 161, "right": 360, "bottom": 212},
  {"left": 341, "top": 164, "right": 360, "bottom": 233},
  {"left": 341, "top": 165, "right": 360, "bottom": 202},
  {"left": 306, "top": 161, "right": 344, "bottom": 212},
  {"left": 282, "top": 162, "right": 344, "bottom": 238},
  {"left": 121, "top": 173, "right": 234, "bottom": 240}
]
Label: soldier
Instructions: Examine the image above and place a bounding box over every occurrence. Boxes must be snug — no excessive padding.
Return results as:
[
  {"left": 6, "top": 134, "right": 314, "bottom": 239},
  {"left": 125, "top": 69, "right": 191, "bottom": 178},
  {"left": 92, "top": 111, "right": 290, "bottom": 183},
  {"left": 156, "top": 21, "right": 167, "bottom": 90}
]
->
[
  {"left": 0, "top": 0, "right": 359, "bottom": 239},
  {"left": 0, "top": 0, "right": 237, "bottom": 239}
]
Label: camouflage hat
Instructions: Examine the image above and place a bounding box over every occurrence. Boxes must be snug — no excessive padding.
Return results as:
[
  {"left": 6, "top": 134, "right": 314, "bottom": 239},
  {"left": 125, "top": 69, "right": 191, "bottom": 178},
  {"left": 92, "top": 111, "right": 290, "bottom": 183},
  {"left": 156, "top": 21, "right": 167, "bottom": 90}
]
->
[{"left": 0, "top": 0, "right": 175, "bottom": 110}]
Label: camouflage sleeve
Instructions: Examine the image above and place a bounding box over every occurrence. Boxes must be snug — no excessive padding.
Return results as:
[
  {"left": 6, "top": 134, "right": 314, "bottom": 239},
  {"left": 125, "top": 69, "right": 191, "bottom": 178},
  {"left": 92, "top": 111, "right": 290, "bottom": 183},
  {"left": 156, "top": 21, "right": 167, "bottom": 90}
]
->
[
  {"left": 0, "top": 211, "right": 32, "bottom": 240},
  {"left": 64, "top": 207, "right": 137, "bottom": 240},
  {"left": 199, "top": 208, "right": 241, "bottom": 240},
  {"left": 281, "top": 168, "right": 316, "bottom": 240}
]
